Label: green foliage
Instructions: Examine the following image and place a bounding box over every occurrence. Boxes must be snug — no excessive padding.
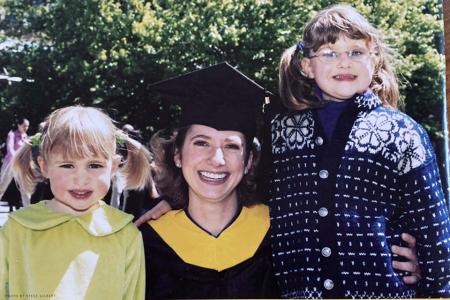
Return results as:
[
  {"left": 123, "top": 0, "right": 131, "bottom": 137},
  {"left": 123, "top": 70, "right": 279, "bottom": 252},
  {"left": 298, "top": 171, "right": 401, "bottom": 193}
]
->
[{"left": 0, "top": 0, "right": 445, "bottom": 146}]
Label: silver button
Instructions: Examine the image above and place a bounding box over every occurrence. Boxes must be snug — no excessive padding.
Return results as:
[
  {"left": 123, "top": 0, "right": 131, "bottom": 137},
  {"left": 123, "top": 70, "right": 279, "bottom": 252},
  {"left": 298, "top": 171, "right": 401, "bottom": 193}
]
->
[
  {"left": 324, "top": 279, "right": 334, "bottom": 290},
  {"left": 318, "top": 207, "right": 328, "bottom": 217},
  {"left": 315, "top": 136, "right": 324, "bottom": 146},
  {"left": 321, "top": 247, "right": 331, "bottom": 257},
  {"left": 319, "top": 169, "right": 329, "bottom": 179}
]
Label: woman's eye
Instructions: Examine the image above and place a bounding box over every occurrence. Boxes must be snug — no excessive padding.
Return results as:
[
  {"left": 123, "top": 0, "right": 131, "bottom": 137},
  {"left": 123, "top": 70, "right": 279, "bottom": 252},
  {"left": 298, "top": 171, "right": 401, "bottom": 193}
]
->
[
  {"left": 225, "top": 143, "right": 241, "bottom": 150},
  {"left": 193, "top": 140, "right": 208, "bottom": 147}
]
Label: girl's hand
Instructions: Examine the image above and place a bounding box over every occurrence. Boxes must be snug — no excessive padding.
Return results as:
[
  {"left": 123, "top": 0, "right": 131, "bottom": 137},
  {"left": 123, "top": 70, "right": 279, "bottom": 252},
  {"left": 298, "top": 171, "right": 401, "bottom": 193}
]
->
[
  {"left": 134, "top": 200, "right": 172, "bottom": 226},
  {"left": 391, "top": 233, "right": 421, "bottom": 284}
]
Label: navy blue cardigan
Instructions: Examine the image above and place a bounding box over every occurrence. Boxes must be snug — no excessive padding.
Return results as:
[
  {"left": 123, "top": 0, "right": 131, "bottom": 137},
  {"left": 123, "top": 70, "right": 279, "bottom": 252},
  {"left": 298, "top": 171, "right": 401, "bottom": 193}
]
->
[{"left": 266, "top": 92, "right": 450, "bottom": 298}]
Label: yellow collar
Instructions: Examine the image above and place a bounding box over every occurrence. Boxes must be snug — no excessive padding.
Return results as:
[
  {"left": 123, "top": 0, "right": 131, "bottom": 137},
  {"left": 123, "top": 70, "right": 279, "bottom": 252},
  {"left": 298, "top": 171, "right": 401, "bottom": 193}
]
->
[
  {"left": 9, "top": 200, "right": 133, "bottom": 236},
  {"left": 149, "top": 204, "right": 269, "bottom": 271}
]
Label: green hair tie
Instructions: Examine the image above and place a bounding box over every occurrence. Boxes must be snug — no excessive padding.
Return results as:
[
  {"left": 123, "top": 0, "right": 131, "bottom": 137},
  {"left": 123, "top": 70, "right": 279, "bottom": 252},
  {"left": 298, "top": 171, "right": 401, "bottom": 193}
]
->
[
  {"left": 29, "top": 133, "right": 43, "bottom": 149},
  {"left": 116, "top": 134, "right": 127, "bottom": 146}
]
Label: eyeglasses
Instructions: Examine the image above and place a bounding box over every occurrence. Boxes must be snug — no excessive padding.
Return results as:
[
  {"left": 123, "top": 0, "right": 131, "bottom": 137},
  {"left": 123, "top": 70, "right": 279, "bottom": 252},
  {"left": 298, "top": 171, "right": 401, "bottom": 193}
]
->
[{"left": 308, "top": 49, "right": 375, "bottom": 63}]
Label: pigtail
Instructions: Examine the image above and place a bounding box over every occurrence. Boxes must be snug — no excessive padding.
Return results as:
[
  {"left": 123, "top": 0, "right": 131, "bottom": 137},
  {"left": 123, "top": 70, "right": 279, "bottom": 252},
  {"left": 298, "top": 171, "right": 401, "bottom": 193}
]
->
[
  {"left": 11, "top": 142, "right": 43, "bottom": 196},
  {"left": 117, "top": 131, "right": 152, "bottom": 191},
  {"left": 371, "top": 47, "right": 400, "bottom": 108},
  {"left": 278, "top": 45, "right": 320, "bottom": 111}
]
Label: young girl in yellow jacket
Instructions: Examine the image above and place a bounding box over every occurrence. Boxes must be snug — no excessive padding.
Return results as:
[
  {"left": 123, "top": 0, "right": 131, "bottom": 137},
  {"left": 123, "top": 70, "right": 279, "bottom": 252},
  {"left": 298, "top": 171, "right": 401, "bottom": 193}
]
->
[{"left": 0, "top": 106, "right": 152, "bottom": 300}]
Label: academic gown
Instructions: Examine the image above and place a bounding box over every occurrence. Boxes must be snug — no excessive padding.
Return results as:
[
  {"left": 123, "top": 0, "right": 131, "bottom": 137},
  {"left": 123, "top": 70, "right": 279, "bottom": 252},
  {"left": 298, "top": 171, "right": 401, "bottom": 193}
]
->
[{"left": 140, "top": 204, "right": 279, "bottom": 299}]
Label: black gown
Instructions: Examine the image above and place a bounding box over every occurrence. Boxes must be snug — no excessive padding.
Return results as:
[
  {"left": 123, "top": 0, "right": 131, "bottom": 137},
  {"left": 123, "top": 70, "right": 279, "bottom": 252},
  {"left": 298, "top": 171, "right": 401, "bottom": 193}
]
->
[{"left": 140, "top": 204, "right": 279, "bottom": 299}]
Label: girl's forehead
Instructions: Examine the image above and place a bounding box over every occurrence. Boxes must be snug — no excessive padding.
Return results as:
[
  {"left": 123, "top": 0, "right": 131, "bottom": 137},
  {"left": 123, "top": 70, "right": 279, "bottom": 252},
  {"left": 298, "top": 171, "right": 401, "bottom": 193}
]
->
[
  {"left": 48, "top": 152, "right": 108, "bottom": 161},
  {"left": 318, "top": 36, "right": 372, "bottom": 49},
  {"left": 47, "top": 145, "right": 111, "bottom": 161}
]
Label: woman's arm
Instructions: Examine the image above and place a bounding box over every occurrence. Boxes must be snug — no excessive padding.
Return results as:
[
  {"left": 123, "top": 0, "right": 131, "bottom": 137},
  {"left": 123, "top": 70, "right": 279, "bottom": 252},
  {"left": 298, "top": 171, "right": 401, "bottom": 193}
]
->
[
  {"left": 134, "top": 200, "right": 172, "bottom": 226},
  {"left": 5, "top": 131, "right": 15, "bottom": 157}
]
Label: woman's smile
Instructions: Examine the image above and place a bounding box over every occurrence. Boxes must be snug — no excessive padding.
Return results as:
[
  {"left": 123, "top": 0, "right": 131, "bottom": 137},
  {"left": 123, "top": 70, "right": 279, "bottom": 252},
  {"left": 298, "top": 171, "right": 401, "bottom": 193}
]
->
[{"left": 198, "top": 171, "right": 229, "bottom": 184}]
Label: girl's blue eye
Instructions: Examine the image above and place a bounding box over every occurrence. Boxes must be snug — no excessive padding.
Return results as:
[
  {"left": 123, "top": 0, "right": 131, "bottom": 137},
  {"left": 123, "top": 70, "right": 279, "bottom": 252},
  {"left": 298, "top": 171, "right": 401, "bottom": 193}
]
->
[
  {"left": 349, "top": 49, "right": 364, "bottom": 57},
  {"left": 321, "top": 50, "right": 337, "bottom": 58}
]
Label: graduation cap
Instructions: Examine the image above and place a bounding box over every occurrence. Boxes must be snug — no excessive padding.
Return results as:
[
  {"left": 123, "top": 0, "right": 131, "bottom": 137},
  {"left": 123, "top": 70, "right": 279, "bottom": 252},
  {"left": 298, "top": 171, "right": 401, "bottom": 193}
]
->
[{"left": 150, "top": 62, "right": 269, "bottom": 141}]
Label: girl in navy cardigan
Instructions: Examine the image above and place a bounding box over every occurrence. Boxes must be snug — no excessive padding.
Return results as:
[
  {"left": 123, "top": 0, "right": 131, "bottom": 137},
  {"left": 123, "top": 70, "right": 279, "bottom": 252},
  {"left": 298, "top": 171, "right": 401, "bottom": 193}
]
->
[{"left": 269, "top": 3, "right": 450, "bottom": 298}]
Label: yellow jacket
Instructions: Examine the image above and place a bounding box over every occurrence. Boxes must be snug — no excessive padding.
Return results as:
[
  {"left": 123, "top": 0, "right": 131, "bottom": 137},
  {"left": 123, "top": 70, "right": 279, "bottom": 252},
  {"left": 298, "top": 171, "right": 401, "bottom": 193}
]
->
[{"left": 0, "top": 201, "right": 145, "bottom": 300}]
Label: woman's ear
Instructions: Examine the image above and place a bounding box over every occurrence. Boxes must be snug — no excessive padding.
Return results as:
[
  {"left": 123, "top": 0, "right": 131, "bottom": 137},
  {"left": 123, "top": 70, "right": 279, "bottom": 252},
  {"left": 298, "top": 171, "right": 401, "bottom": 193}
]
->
[
  {"left": 244, "top": 151, "right": 253, "bottom": 175},
  {"left": 174, "top": 149, "right": 182, "bottom": 168},
  {"left": 300, "top": 57, "right": 314, "bottom": 79},
  {"left": 37, "top": 156, "right": 48, "bottom": 178}
]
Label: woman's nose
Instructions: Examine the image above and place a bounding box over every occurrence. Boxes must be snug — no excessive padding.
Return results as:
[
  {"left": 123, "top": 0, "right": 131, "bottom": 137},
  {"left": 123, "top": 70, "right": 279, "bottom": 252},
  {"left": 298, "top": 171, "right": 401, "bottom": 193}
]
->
[{"left": 210, "top": 147, "right": 225, "bottom": 166}]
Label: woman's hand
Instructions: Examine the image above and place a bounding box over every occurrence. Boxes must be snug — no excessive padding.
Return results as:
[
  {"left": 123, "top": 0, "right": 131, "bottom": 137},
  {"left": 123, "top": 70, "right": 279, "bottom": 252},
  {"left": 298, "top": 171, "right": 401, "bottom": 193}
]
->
[
  {"left": 391, "top": 233, "right": 421, "bottom": 284},
  {"left": 134, "top": 200, "right": 172, "bottom": 226}
]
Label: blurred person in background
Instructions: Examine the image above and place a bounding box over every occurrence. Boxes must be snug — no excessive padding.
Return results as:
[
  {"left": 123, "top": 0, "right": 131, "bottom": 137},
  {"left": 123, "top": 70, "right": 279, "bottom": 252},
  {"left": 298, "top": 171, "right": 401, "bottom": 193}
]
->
[{"left": 0, "top": 117, "right": 30, "bottom": 209}]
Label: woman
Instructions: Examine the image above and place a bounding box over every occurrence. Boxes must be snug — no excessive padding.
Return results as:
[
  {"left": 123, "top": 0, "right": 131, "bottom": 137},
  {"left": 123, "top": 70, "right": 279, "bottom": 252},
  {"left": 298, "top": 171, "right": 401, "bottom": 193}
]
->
[
  {"left": 139, "top": 63, "right": 421, "bottom": 298},
  {"left": 140, "top": 62, "right": 279, "bottom": 298},
  {"left": 0, "top": 117, "right": 30, "bottom": 207}
]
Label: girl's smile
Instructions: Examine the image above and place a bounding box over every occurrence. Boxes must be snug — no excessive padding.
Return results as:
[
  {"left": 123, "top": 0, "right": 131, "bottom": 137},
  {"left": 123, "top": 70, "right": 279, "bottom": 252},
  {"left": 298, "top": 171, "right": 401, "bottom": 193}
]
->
[
  {"left": 333, "top": 74, "right": 357, "bottom": 81},
  {"left": 68, "top": 189, "right": 94, "bottom": 200}
]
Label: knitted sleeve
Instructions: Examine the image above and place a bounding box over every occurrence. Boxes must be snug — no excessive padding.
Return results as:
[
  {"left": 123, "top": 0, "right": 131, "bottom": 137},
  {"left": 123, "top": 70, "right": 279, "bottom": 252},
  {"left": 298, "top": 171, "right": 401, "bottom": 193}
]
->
[{"left": 398, "top": 127, "right": 450, "bottom": 297}]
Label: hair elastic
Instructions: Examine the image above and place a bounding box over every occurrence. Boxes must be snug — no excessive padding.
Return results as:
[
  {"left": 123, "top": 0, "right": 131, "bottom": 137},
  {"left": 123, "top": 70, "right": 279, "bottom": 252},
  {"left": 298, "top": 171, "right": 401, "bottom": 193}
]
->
[
  {"left": 29, "top": 133, "right": 43, "bottom": 149},
  {"left": 116, "top": 133, "right": 127, "bottom": 146},
  {"left": 295, "top": 40, "right": 305, "bottom": 56}
]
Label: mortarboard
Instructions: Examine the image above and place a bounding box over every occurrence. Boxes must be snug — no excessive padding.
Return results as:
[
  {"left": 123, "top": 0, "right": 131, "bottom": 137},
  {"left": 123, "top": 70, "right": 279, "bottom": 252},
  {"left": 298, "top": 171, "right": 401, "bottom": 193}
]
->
[{"left": 150, "top": 62, "right": 269, "bottom": 141}]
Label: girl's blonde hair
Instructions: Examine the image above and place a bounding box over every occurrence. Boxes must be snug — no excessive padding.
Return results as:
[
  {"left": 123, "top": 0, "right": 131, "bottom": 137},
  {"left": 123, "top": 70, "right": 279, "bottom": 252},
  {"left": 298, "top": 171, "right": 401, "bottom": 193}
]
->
[
  {"left": 13, "top": 106, "right": 152, "bottom": 196},
  {"left": 279, "top": 4, "right": 399, "bottom": 111}
]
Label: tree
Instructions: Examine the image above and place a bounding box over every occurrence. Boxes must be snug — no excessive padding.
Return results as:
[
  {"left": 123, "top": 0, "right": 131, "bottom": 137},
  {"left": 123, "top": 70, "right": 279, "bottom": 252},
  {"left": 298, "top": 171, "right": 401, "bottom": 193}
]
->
[{"left": 0, "top": 0, "right": 445, "bottom": 145}]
